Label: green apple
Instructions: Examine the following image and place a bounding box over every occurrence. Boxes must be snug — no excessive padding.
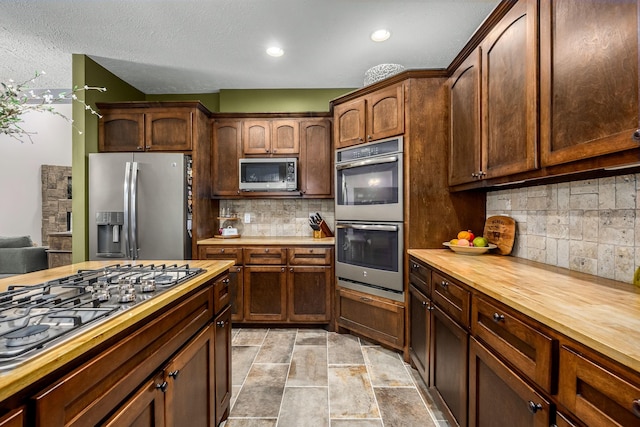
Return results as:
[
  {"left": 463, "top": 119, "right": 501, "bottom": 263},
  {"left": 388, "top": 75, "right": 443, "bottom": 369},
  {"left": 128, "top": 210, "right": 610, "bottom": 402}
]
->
[{"left": 472, "top": 236, "right": 488, "bottom": 247}]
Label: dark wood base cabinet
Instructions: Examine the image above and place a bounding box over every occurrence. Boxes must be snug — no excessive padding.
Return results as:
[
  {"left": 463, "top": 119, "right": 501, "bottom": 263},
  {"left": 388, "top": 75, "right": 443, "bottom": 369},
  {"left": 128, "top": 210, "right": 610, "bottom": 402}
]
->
[
  {"left": 469, "top": 338, "right": 551, "bottom": 427},
  {"left": 336, "top": 287, "right": 404, "bottom": 350},
  {"left": 31, "top": 274, "right": 231, "bottom": 427},
  {"left": 430, "top": 305, "right": 469, "bottom": 427},
  {"left": 0, "top": 408, "right": 24, "bottom": 427},
  {"left": 199, "top": 245, "right": 334, "bottom": 325},
  {"left": 409, "top": 284, "right": 431, "bottom": 383}
]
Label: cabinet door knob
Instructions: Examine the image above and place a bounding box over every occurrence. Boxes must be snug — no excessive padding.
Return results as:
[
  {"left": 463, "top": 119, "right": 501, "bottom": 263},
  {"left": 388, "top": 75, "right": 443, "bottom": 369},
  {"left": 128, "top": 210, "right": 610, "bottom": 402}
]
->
[
  {"left": 633, "top": 129, "right": 640, "bottom": 142},
  {"left": 281, "top": 267, "right": 285, "bottom": 272},
  {"left": 156, "top": 381, "right": 168, "bottom": 393},
  {"left": 632, "top": 399, "right": 640, "bottom": 417},
  {"left": 265, "top": 248, "right": 269, "bottom": 252},
  {"left": 440, "top": 280, "right": 449, "bottom": 289},
  {"left": 168, "top": 370, "right": 180, "bottom": 379},
  {"left": 221, "top": 248, "right": 225, "bottom": 253},
  {"left": 290, "top": 267, "right": 294, "bottom": 272},
  {"left": 492, "top": 313, "right": 505, "bottom": 322},
  {"left": 216, "top": 320, "right": 226, "bottom": 327},
  {"left": 527, "top": 401, "right": 543, "bottom": 414},
  {"left": 367, "top": 135, "right": 372, "bottom": 140},
  {"left": 223, "top": 278, "right": 230, "bottom": 284}
]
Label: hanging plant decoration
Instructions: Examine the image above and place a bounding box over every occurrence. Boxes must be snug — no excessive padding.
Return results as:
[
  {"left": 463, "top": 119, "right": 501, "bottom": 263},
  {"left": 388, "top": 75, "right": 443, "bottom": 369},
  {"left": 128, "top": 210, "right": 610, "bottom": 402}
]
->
[{"left": 0, "top": 71, "right": 106, "bottom": 142}]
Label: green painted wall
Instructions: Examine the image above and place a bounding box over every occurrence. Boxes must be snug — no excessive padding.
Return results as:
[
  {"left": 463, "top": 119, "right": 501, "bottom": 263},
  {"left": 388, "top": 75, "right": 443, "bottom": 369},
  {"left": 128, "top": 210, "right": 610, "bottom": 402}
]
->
[
  {"left": 71, "top": 55, "right": 144, "bottom": 262},
  {"left": 219, "top": 89, "right": 352, "bottom": 113},
  {"left": 146, "top": 93, "right": 220, "bottom": 112}
]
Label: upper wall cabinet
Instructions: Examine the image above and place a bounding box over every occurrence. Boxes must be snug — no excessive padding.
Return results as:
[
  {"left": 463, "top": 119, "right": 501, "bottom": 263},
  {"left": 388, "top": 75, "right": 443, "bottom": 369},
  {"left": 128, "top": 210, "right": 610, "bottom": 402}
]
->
[
  {"left": 299, "top": 119, "right": 333, "bottom": 197},
  {"left": 333, "top": 83, "right": 404, "bottom": 148},
  {"left": 98, "top": 105, "right": 198, "bottom": 152},
  {"left": 449, "top": 49, "right": 482, "bottom": 187},
  {"left": 212, "top": 114, "right": 332, "bottom": 198},
  {"left": 539, "top": 0, "right": 639, "bottom": 167},
  {"left": 212, "top": 120, "right": 242, "bottom": 197},
  {"left": 242, "top": 119, "right": 300, "bottom": 155},
  {"left": 448, "top": 0, "right": 538, "bottom": 187},
  {"left": 480, "top": 0, "right": 538, "bottom": 180}
]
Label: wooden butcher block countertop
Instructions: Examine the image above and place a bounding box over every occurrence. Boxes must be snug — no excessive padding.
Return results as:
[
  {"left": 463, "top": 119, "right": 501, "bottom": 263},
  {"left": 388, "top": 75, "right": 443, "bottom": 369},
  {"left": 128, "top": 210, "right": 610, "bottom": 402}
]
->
[
  {"left": 0, "top": 259, "right": 234, "bottom": 404},
  {"left": 408, "top": 249, "right": 640, "bottom": 374},
  {"left": 198, "top": 236, "right": 335, "bottom": 245}
]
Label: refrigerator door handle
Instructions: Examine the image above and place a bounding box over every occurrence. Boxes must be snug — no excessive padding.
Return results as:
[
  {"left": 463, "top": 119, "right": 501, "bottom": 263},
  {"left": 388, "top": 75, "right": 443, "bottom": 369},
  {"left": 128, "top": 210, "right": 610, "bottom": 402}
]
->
[
  {"left": 123, "top": 162, "right": 132, "bottom": 259},
  {"left": 130, "top": 161, "right": 139, "bottom": 260}
]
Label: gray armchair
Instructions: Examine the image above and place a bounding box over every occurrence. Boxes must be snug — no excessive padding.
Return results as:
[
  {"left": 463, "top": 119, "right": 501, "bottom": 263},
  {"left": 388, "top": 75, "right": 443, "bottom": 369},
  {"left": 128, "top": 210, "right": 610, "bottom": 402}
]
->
[{"left": 0, "top": 236, "right": 48, "bottom": 278}]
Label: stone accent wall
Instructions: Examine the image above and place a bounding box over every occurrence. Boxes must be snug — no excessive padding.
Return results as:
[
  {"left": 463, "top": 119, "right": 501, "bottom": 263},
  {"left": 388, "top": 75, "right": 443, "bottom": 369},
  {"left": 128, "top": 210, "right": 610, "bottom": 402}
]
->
[
  {"left": 41, "top": 165, "right": 72, "bottom": 246},
  {"left": 219, "top": 199, "right": 335, "bottom": 237},
  {"left": 486, "top": 174, "right": 638, "bottom": 284}
]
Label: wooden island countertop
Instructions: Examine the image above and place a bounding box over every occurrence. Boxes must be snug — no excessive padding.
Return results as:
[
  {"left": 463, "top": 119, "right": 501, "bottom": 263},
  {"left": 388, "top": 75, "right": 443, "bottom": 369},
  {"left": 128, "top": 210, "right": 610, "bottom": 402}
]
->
[
  {"left": 408, "top": 249, "right": 640, "bottom": 374},
  {"left": 0, "top": 259, "right": 234, "bottom": 405}
]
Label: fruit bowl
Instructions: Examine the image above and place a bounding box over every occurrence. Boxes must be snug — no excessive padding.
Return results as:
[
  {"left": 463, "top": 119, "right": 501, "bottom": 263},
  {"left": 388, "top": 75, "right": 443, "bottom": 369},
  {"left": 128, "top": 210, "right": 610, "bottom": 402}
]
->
[{"left": 443, "top": 242, "right": 497, "bottom": 255}]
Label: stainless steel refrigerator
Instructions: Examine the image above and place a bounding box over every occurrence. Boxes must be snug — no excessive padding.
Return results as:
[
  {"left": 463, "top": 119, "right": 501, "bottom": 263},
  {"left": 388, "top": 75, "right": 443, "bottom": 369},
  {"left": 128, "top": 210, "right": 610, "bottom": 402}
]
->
[{"left": 88, "top": 152, "right": 192, "bottom": 260}]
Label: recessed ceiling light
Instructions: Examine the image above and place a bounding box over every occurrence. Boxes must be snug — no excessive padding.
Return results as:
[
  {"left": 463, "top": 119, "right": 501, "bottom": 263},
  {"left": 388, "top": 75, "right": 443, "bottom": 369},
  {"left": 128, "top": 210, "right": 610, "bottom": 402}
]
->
[
  {"left": 371, "top": 29, "right": 391, "bottom": 42},
  {"left": 266, "top": 46, "right": 284, "bottom": 57}
]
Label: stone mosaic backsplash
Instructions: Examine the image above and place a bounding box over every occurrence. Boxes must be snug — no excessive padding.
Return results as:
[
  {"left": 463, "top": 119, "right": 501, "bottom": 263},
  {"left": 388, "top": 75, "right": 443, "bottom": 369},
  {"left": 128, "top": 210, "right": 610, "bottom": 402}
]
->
[
  {"left": 486, "top": 174, "right": 639, "bottom": 284},
  {"left": 219, "top": 199, "right": 335, "bottom": 237}
]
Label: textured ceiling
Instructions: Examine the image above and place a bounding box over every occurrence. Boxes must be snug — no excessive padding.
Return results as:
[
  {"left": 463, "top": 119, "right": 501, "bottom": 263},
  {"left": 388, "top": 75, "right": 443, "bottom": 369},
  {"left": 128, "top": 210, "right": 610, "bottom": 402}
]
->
[{"left": 0, "top": 0, "right": 500, "bottom": 94}]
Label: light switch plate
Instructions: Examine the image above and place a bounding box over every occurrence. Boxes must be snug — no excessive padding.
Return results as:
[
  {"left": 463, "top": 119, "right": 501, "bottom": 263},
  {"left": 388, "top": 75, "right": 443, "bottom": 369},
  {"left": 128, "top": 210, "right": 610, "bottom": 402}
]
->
[{"left": 244, "top": 213, "right": 251, "bottom": 223}]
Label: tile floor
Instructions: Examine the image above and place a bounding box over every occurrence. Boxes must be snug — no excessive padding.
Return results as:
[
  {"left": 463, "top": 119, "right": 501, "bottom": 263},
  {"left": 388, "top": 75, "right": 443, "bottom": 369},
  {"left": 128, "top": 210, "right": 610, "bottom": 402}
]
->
[{"left": 222, "top": 328, "right": 450, "bottom": 427}]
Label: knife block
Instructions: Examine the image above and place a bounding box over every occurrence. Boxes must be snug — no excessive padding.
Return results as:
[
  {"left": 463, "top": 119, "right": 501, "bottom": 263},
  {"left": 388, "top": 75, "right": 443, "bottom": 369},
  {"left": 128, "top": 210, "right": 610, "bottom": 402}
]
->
[{"left": 313, "top": 230, "right": 325, "bottom": 239}]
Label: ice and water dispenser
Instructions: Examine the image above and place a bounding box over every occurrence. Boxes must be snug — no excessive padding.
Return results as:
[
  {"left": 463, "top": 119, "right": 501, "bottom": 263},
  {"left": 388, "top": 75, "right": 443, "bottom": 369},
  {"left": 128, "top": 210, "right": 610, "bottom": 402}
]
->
[{"left": 96, "top": 211, "right": 124, "bottom": 257}]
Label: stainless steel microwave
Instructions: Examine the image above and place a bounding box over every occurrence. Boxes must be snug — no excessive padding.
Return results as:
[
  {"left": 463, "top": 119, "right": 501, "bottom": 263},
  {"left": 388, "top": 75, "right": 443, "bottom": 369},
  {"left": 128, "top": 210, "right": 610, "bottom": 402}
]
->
[{"left": 239, "top": 157, "right": 298, "bottom": 191}]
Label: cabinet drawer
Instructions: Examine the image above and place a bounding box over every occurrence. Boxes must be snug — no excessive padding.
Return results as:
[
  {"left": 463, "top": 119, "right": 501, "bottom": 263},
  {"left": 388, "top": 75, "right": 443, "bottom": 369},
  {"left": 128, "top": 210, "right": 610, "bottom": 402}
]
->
[
  {"left": 288, "top": 247, "right": 332, "bottom": 265},
  {"left": 336, "top": 287, "right": 404, "bottom": 350},
  {"left": 472, "top": 295, "right": 555, "bottom": 394},
  {"left": 198, "top": 246, "right": 243, "bottom": 265},
  {"left": 244, "top": 247, "right": 287, "bottom": 265},
  {"left": 431, "top": 271, "right": 470, "bottom": 328},
  {"left": 409, "top": 258, "right": 430, "bottom": 297},
  {"left": 213, "top": 275, "right": 231, "bottom": 315},
  {"left": 409, "top": 257, "right": 430, "bottom": 286},
  {"left": 558, "top": 346, "right": 640, "bottom": 427}
]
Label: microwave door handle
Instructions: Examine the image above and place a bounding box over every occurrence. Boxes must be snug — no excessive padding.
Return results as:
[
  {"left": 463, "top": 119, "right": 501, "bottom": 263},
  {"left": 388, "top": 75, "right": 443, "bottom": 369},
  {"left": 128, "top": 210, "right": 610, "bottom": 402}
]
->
[
  {"left": 123, "top": 162, "right": 131, "bottom": 259},
  {"left": 336, "top": 224, "right": 398, "bottom": 232},
  {"left": 341, "top": 179, "right": 348, "bottom": 205},
  {"left": 335, "top": 155, "right": 399, "bottom": 171}
]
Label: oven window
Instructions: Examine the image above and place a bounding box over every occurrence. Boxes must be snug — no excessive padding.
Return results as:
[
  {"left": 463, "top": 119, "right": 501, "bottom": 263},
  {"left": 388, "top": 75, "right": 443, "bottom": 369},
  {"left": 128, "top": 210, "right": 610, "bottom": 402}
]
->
[
  {"left": 337, "top": 161, "right": 399, "bottom": 206},
  {"left": 337, "top": 225, "right": 399, "bottom": 272}
]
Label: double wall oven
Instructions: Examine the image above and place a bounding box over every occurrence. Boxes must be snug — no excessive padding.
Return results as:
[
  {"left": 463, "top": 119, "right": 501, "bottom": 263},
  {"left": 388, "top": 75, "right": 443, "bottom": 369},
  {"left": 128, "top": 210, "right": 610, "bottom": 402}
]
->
[{"left": 335, "top": 137, "right": 404, "bottom": 302}]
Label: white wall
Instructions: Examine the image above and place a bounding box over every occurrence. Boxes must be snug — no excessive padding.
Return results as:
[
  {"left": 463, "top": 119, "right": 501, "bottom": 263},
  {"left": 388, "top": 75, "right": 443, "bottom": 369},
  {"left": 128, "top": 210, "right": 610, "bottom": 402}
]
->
[{"left": 0, "top": 105, "right": 72, "bottom": 246}]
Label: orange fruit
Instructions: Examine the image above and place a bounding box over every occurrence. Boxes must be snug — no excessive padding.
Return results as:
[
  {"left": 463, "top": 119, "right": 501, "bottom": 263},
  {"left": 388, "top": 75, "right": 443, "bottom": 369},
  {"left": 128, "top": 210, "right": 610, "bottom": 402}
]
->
[{"left": 457, "top": 230, "right": 471, "bottom": 240}]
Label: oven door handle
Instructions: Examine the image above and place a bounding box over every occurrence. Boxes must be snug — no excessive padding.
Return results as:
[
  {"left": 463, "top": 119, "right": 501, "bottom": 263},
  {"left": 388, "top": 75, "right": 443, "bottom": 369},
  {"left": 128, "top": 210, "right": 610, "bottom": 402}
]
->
[
  {"left": 335, "top": 155, "right": 399, "bottom": 170},
  {"left": 336, "top": 224, "right": 398, "bottom": 232}
]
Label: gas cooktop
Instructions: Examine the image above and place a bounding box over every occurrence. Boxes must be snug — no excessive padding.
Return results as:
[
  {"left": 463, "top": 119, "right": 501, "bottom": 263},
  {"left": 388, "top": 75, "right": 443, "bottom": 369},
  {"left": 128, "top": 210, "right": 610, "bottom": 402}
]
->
[{"left": 0, "top": 263, "right": 204, "bottom": 371}]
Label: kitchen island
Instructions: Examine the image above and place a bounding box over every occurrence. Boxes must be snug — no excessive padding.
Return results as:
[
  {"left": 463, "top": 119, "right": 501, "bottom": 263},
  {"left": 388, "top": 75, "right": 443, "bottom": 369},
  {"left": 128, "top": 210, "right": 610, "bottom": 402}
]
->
[
  {"left": 408, "top": 249, "right": 640, "bottom": 427},
  {"left": 0, "top": 259, "right": 234, "bottom": 427}
]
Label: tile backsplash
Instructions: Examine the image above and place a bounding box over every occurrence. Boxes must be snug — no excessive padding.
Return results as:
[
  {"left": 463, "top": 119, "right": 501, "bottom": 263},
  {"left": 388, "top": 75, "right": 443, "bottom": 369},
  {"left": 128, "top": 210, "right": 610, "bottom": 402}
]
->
[
  {"left": 486, "top": 174, "right": 639, "bottom": 284},
  {"left": 219, "top": 199, "right": 335, "bottom": 237}
]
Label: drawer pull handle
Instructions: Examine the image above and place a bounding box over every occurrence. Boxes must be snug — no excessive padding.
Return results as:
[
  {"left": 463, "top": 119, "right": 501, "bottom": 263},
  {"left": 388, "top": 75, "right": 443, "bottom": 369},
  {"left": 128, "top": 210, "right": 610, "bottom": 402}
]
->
[
  {"left": 156, "top": 381, "right": 168, "bottom": 393},
  {"left": 632, "top": 399, "right": 640, "bottom": 417},
  {"left": 527, "top": 401, "right": 543, "bottom": 414},
  {"left": 168, "top": 370, "right": 180, "bottom": 379},
  {"left": 492, "top": 313, "right": 505, "bottom": 322},
  {"left": 360, "top": 297, "right": 373, "bottom": 302}
]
